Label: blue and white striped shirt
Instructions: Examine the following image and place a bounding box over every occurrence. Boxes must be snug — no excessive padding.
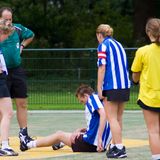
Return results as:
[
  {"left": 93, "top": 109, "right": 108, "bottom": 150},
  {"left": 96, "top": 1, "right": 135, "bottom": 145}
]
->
[
  {"left": 83, "top": 93, "right": 112, "bottom": 149},
  {"left": 97, "top": 37, "right": 130, "bottom": 90}
]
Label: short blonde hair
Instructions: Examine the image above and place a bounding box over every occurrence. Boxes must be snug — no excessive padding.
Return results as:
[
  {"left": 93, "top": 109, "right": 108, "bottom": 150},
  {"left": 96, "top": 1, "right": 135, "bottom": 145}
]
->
[
  {"left": 146, "top": 18, "right": 160, "bottom": 43},
  {"left": 96, "top": 24, "right": 113, "bottom": 37}
]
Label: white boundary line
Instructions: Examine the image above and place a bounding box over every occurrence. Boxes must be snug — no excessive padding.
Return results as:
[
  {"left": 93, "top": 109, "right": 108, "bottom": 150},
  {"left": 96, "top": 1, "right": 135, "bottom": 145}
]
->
[{"left": 14, "top": 110, "right": 142, "bottom": 114}]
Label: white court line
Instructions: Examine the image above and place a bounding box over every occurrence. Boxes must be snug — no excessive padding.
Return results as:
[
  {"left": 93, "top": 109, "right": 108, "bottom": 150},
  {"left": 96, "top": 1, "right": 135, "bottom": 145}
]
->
[{"left": 13, "top": 110, "right": 142, "bottom": 114}]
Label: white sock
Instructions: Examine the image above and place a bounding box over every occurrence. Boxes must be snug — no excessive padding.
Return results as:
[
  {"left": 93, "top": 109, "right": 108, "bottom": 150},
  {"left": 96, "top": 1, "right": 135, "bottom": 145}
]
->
[
  {"left": 60, "top": 142, "right": 65, "bottom": 147},
  {"left": 152, "top": 154, "right": 160, "bottom": 160},
  {"left": 27, "top": 140, "right": 37, "bottom": 149},
  {"left": 110, "top": 144, "right": 115, "bottom": 149},
  {"left": 1, "top": 140, "right": 11, "bottom": 149},
  {"left": 115, "top": 143, "right": 123, "bottom": 150}
]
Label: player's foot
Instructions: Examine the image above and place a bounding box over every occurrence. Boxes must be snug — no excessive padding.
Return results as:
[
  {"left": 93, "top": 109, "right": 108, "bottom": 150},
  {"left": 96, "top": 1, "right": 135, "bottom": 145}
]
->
[
  {"left": 0, "top": 148, "right": 18, "bottom": 156},
  {"left": 106, "top": 144, "right": 116, "bottom": 156},
  {"left": 52, "top": 142, "right": 65, "bottom": 150},
  {"left": 19, "top": 132, "right": 34, "bottom": 151},
  {"left": 106, "top": 146, "right": 127, "bottom": 158}
]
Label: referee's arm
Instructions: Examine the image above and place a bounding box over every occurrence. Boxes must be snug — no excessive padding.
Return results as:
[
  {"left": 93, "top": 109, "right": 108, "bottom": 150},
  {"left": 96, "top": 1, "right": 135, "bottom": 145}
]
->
[{"left": 132, "top": 72, "right": 141, "bottom": 84}]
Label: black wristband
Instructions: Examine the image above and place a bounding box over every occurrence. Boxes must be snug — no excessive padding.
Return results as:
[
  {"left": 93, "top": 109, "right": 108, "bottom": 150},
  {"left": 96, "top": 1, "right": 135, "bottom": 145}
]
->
[
  {"left": 131, "top": 80, "right": 139, "bottom": 85},
  {"left": 21, "top": 44, "right": 25, "bottom": 48}
]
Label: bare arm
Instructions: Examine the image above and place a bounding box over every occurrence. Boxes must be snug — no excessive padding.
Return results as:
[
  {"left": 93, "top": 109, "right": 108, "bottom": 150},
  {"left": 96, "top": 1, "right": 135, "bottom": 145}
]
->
[
  {"left": 70, "top": 127, "right": 87, "bottom": 144},
  {"left": 97, "top": 65, "right": 105, "bottom": 99},
  {"left": 20, "top": 37, "right": 34, "bottom": 53},
  {"left": 97, "top": 107, "right": 106, "bottom": 152},
  {"left": 132, "top": 72, "right": 141, "bottom": 83}
]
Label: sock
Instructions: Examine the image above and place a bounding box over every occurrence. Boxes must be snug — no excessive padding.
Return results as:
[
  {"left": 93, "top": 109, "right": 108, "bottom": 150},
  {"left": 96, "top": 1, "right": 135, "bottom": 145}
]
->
[
  {"left": 60, "top": 142, "right": 65, "bottom": 147},
  {"left": 110, "top": 143, "right": 115, "bottom": 149},
  {"left": 1, "top": 140, "right": 11, "bottom": 149},
  {"left": 115, "top": 143, "right": 123, "bottom": 150},
  {"left": 20, "top": 127, "right": 28, "bottom": 136},
  {"left": 27, "top": 140, "right": 36, "bottom": 149},
  {"left": 152, "top": 154, "right": 160, "bottom": 160}
]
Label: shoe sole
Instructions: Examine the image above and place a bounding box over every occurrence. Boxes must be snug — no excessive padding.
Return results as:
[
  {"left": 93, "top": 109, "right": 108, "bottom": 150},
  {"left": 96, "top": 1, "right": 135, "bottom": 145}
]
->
[
  {"left": 107, "top": 154, "right": 127, "bottom": 158},
  {"left": 20, "top": 143, "right": 28, "bottom": 152}
]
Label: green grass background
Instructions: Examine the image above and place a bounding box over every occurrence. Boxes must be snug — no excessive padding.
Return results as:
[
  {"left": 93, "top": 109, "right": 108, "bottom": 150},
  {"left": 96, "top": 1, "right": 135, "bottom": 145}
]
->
[{"left": 12, "top": 84, "right": 139, "bottom": 110}]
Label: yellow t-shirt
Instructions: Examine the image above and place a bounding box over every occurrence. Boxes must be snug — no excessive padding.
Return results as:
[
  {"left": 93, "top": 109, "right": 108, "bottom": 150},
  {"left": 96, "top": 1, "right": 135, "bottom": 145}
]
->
[{"left": 131, "top": 43, "right": 160, "bottom": 107}]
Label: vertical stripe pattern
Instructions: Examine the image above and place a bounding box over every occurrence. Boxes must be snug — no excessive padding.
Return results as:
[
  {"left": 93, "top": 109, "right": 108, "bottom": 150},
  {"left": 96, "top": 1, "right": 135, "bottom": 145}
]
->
[
  {"left": 97, "top": 37, "right": 130, "bottom": 90},
  {"left": 83, "top": 94, "right": 112, "bottom": 149}
]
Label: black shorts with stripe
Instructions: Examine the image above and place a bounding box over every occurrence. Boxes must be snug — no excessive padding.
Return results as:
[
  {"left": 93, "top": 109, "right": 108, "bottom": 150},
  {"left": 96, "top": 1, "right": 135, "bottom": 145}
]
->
[{"left": 102, "top": 88, "right": 130, "bottom": 102}]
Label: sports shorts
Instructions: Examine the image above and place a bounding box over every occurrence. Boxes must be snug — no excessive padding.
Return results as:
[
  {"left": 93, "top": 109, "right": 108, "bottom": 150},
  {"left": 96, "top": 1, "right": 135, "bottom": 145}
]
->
[
  {"left": 0, "top": 73, "right": 10, "bottom": 98},
  {"left": 7, "top": 66, "right": 28, "bottom": 98},
  {"left": 71, "top": 134, "right": 97, "bottom": 152},
  {"left": 102, "top": 88, "right": 130, "bottom": 102},
  {"left": 137, "top": 99, "right": 160, "bottom": 112}
]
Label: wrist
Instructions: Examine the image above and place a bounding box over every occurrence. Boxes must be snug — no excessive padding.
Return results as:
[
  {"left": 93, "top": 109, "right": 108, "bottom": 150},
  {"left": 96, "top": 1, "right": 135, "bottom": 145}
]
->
[{"left": 21, "top": 44, "right": 25, "bottom": 48}]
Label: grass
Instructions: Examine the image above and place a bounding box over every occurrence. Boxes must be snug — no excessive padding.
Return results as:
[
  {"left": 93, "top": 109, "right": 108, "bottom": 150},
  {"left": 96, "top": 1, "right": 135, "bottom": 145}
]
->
[
  {"left": 13, "top": 100, "right": 140, "bottom": 111},
  {"left": 12, "top": 84, "right": 140, "bottom": 110}
]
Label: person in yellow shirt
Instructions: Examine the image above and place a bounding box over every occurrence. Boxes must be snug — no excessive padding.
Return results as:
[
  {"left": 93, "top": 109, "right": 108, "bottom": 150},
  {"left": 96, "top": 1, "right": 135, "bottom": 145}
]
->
[{"left": 131, "top": 18, "right": 160, "bottom": 160}]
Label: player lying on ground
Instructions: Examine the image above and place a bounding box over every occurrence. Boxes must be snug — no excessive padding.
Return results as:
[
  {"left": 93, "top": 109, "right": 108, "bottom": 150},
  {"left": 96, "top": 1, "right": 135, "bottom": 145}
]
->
[{"left": 20, "top": 84, "right": 112, "bottom": 152}]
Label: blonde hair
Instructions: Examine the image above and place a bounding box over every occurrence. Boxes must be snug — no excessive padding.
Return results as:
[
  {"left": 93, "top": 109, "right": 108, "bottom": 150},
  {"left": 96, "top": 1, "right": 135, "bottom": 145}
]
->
[
  {"left": 96, "top": 24, "right": 113, "bottom": 37},
  {"left": 146, "top": 18, "right": 160, "bottom": 43}
]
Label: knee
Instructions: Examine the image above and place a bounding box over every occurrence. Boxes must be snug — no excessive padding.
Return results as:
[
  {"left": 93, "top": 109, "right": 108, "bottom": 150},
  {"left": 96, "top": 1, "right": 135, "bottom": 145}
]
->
[
  {"left": 117, "top": 117, "right": 122, "bottom": 123},
  {"left": 109, "top": 117, "right": 116, "bottom": 124},
  {"left": 8, "top": 110, "right": 14, "bottom": 119},
  {"left": 55, "top": 130, "right": 64, "bottom": 139},
  {"left": 16, "top": 100, "right": 27, "bottom": 109},
  {"left": 4, "top": 109, "right": 14, "bottom": 120}
]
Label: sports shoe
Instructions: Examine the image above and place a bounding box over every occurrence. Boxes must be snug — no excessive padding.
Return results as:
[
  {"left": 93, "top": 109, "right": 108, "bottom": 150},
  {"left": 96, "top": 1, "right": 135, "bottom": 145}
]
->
[
  {"left": 106, "top": 146, "right": 127, "bottom": 158},
  {"left": 0, "top": 148, "right": 18, "bottom": 156},
  {"left": 52, "top": 142, "right": 65, "bottom": 150},
  {"left": 106, "top": 144, "right": 117, "bottom": 156},
  {"left": 19, "top": 132, "right": 34, "bottom": 151}
]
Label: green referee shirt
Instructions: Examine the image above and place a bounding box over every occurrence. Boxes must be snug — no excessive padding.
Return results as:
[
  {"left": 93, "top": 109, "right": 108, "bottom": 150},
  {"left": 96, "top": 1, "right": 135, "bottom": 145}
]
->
[{"left": 0, "top": 23, "right": 34, "bottom": 68}]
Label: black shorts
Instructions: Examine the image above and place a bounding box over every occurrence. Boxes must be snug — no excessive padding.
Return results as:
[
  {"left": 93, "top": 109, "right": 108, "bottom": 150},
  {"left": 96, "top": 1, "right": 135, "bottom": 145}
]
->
[
  {"left": 71, "top": 134, "right": 97, "bottom": 152},
  {"left": 102, "top": 88, "right": 130, "bottom": 102},
  {"left": 0, "top": 73, "right": 10, "bottom": 98},
  {"left": 7, "top": 66, "right": 28, "bottom": 98},
  {"left": 137, "top": 99, "right": 160, "bottom": 112}
]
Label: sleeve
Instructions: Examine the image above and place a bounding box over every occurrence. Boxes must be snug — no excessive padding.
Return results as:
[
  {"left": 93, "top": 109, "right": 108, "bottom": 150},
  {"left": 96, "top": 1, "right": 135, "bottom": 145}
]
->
[
  {"left": 90, "top": 94, "right": 103, "bottom": 111},
  {"left": 97, "top": 43, "right": 107, "bottom": 67},
  {"left": 18, "top": 24, "right": 35, "bottom": 40},
  {"left": 131, "top": 48, "right": 143, "bottom": 72}
]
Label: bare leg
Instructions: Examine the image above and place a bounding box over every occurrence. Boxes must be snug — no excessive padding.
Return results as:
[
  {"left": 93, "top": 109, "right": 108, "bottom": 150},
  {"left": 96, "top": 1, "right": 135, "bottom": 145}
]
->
[
  {"left": 15, "top": 98, "right": 28, "bottom": 128},
  {"left": 103, "top": 99, "right": 124, "bottom": 144},
  {"left": 117, "top": 102, "right": 125, "bottom": 131},
  {"left": 36, "top": 131, "right": 72, "bottom": 147},
  {"left": 0, "top": 97, "right": 13, "bottom": 140},
  {"left": 143, "top": 109, "right": 160, "bottom": 154}
]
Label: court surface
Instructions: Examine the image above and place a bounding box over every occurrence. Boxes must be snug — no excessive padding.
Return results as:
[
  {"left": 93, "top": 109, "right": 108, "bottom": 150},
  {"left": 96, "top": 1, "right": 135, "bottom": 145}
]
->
[{"left": 1, "top": 110, "right": 151, "bottom": 160}]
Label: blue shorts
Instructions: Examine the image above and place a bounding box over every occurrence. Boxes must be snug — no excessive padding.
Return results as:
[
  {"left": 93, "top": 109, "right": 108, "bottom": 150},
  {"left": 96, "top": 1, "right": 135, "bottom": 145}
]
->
[{"left": 7, "top": 66, "right": 28, "bottom": 98}]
